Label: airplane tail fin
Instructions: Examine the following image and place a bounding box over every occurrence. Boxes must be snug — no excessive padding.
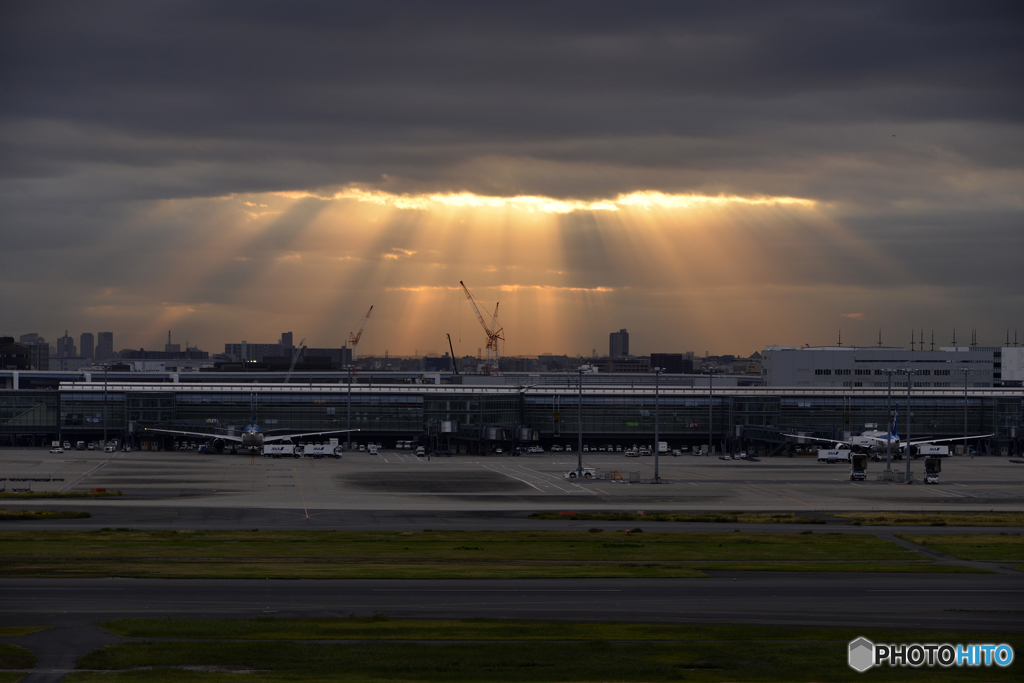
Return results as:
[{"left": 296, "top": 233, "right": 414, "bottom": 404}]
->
[
  {"left": 251, "top": 393, "right": 258, "bottom": 426},
  {"left": 891, "top": 403, "right": 899, "bottom": 439}
]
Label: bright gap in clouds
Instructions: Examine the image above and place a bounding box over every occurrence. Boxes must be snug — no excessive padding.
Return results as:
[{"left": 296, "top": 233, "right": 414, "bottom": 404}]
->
[
  {"left": 114, "top": 185, "right": 872, "bottom": 356},
  {"left": 276, "top": 187, "right": 817, "bottom": 213}
]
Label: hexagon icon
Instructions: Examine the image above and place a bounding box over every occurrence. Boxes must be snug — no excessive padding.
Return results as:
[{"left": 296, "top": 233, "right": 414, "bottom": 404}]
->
[{"left": 849, "top": 637, "right": 874, "bottom": 672}]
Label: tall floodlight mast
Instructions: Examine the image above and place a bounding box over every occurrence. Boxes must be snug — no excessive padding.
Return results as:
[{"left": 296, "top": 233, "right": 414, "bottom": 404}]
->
[{"left": 460, "top": 281, "right": 504, "bottom": 375}]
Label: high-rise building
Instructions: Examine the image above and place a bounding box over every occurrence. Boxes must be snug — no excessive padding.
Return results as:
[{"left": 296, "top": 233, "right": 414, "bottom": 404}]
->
[
  {"left": 56, "top": 330, "right": 77, "bottom": 358},
  {"left": 280, "top": 332, "right": 293, "bottom": 348},
  {"left": 609, "top": 329, "right": 629, "bottom": 357},
  {"left": 651, "top": 353, "right": 692, "bottom": 374},
  {"left": 80, "top": 332, "right": 95, "bottom": 359},
  {"left": 96, "top": 332, "right": 114, "bottom": 361}
]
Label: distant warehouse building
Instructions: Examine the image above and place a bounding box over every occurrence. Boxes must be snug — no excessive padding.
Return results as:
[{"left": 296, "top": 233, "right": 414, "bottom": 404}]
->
[{"left": 760, "top": 346, "right": 1023, "bottom": 388}]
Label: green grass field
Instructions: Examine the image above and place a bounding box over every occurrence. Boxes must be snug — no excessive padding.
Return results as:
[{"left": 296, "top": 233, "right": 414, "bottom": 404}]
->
[
  {"left": 0, "top": 626, "right": 48, "bottom": 637},
  {"left": 68, "top": 619, "right": 1024, "bottom": 682},
  {"left": 0, "top": 491, "right": 121, "bottom": 499},
  {"left": 836, "top": 512, "right": 1024, "bottom": 526},
  {"left": 529, "top": 511, "right": 828, "bottom": 523},
  {"left": 0, "top": 643, "right": 36, "bottom": 669},
  {"left": 0, "top": 529, "right": 962, "bottom": 579},
  {"left": 94, "top": 616, "right": 1011, "bottom": 643},
  {"left": 0, "top": 508, "right": 90, "bottom": 520},
  {"left": 898, "top": 533, "right": 1024, "bottom": 563}
]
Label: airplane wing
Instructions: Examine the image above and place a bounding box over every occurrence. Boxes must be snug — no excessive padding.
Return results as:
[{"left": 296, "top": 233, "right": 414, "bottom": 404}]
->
[
  {"left": 782, "top": 434, "right": 853, "bottom": 448},
  {"left": 263, "top": 428, "right": 359, "bottom": 444},
  {"left": 907, "top": 434, "right": 995, "bottom": 446},
  {"left": 141, "top": 427, "right": 244, "bottom": 443}
]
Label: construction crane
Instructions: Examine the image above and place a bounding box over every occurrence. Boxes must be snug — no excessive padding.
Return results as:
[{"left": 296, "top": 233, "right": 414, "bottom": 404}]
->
[
  {"left": 348, "top": 306, "right": 373, "bottom": 361},
  {"left": 460, "top": 281, "right": 504, "bottom": 375},
  {"left": 284, "top": 338, "right": 306, "bottom": 383},
  {"left": 447, "top": 333, "right": 459, "bottom": 375}
]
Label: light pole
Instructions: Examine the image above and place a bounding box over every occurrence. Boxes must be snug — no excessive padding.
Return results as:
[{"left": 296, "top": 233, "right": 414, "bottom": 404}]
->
[
  {"left": 653, "top": 367, "right": 662, "bottom": 481},
  {"left": 345, "top": 364, "right": 353, "bottom": 450},
  {"left": 577, "top": 367, "right": 584, "bottom": 478},
  {"left": 704, "top": 367, "right": 715, "bottom": 456},
  {"left": 897, "top": 368, "right": 918, "bottom": 481},
  {"left": 958, "top": 367, "right": 972, "bottom": 452},
  {"left": 880, "top": 368, "right": 899, "bottom": 473},
  {"left": 102, "top": 363, "right": 109, "bottom": 448}
]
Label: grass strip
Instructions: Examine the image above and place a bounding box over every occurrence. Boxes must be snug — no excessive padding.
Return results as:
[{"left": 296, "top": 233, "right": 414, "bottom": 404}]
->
[
  {"left": 530, "top": 511, "right": 826, "bottom": 523},
  {"left": 0, "top": 643, "right": 37, "bottom": 669},
  {"left": 0, "top": 491, "right": 122, "bottom": 499},
  {"left": 0, "top": 529, "right": 934, "bottom": 579},
  {"left": 72, "top": 632, "right": 1024, "bottom": 682},
  {"left": 835, "top": 512, "right": 1024, "bottom": 526},
  {"left": 0, "top": 509, "right": 90, "bottom": 520},
  {"left": 898, "top": 533, "right": 1024, "bottom": 563},
  {"left": 0, "top": 626, "right": 49, "bottom": 637},
  {"left": 97, "top": 616, "right": 1001, "bottom": 643},
  {"left": 0, "top": 674, "right": 25, "bottom": 683}
]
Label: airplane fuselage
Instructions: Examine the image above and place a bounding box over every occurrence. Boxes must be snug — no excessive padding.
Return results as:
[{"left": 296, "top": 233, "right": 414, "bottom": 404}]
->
[{"left": 240, "top": 425, "right": 264, "bottom": 448}]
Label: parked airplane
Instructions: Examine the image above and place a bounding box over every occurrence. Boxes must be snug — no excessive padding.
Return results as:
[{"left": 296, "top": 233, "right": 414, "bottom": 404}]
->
[
  {"left": 142, "top": 398, "right": 357, "bottom": 453},
  {"left": 786, "top": 405, "right": 992, "bottom": 457}
]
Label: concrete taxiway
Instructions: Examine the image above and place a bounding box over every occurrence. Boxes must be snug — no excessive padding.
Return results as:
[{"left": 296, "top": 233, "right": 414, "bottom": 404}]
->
[{"left": 3, "top": 447, "right": 1023, "bottom": 516}]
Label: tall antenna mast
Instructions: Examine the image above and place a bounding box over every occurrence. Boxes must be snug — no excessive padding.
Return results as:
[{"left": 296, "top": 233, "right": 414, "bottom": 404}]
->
[{"left": 878, "top": 329, "right": 882, "bottom": 347}]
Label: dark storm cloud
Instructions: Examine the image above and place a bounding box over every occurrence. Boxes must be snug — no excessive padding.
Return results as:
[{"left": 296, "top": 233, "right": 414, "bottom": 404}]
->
[
  {"left": 3, "top": 0, "right": 1021, "bottom": 199},
  {"left": 1, "top": 1, "right": 1022, "bottom": 350}
]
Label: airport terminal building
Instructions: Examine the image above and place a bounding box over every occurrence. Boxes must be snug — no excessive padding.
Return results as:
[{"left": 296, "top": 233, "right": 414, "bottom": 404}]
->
[{"left": 1, "top": 369, "right": 1021, "bottom": 456}]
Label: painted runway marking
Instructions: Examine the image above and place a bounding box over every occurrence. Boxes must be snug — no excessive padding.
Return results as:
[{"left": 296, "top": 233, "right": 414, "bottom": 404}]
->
[{"left": 481, "top": 465, "right": 543, "bottom": 491}]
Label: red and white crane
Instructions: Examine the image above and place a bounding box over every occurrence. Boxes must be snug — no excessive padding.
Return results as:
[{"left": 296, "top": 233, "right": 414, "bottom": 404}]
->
[{"left": 460, "top": 281, "right": 503, "bottom": 375}]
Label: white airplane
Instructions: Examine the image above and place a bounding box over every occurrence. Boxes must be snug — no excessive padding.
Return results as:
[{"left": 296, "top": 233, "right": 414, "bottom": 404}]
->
[
  {"left": 142, "top": 398, "right": 358, "bottom": 453},
  {"left": 786, "top": 405, "right": 992, "bottom": 457}
]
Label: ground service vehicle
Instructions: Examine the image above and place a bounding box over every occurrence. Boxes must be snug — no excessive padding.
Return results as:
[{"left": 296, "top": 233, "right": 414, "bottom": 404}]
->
[
  {"left": 368, "top": 444, "right": 379, "bottom": 455},
  {"left": 818, "top": 449, "right": 851, "bottom": 463},
  {"left": 415, "top": 446, "right": 426, "bottom": 456},
  {"left": 76, "top": 441, "right": 86, "bottom": 450},
  {"left": 304, "top": 444, "right": 341, "bottom": 458},
  {"left": 263, "top": 444, "right": 297, "bottom": 458},
  {"left": 850, "top": 453, "right": 868, "bottom": 481},
  {"left": 63, "top": 441, "right": 71, "bottom": 449},
  {"left": 565, "top": 467, "right": 598, "bottom": 479},
  {"left": 925, "top": 457, "right": 941, "bottom": 484}
]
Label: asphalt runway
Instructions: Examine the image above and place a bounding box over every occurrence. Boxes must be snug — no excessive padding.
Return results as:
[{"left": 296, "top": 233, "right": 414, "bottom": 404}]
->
[{"left": 3, "top": 574, "right": 1022, "bottom": 631}]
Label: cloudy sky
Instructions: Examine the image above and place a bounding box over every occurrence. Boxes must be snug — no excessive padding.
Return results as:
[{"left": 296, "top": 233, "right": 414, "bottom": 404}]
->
[{"left": 2, "top": 1, "right": 1021, "bottom": 358}]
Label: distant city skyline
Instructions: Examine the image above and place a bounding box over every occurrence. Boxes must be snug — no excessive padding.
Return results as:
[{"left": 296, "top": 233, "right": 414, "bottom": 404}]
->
[
  {"left": 3, "top": 3, "right": 1021, "bottom": 356},
  {"left": 5, "top": 323, "right": 1020, "bottom": 362}
]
